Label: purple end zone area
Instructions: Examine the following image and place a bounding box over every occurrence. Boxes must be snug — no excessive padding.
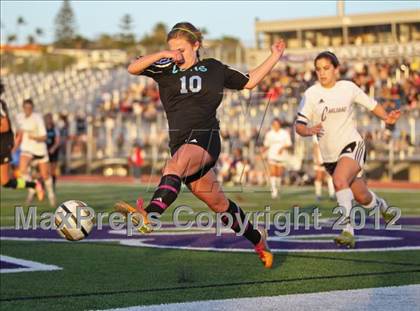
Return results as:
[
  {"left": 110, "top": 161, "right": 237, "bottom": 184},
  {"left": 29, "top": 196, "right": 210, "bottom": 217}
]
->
[
  {"left": 1, "top": 217, "right": 420, "bottom": 251},
  {"left": 0, "top": 261, "right": 25, "bottom": 269},
  {"left": 135, "top": 226, "right": 420, "bottom": 251}
]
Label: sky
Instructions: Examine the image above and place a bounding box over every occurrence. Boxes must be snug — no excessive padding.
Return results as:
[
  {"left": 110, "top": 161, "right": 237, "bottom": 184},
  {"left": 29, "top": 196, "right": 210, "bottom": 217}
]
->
[{"left": 1, "top": 1, "right": 419, "bottom": 47}]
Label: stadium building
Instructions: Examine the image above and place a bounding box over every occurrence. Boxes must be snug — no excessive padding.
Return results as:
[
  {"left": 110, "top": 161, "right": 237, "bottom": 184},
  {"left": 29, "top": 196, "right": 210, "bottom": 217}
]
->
[{"left": 248, "top": 8, "right": 420, "bottom": 66}]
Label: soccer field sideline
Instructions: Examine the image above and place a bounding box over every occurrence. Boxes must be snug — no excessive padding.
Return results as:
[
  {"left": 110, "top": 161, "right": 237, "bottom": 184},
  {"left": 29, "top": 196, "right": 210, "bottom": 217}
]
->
[{"left": 99, "top": 284, "right": 420, "bottom": 311}]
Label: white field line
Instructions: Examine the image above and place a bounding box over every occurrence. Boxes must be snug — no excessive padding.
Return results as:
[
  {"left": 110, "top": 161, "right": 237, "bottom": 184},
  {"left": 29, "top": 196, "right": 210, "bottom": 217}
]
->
[
  {"left": 0, "top": 255, "right": 62, "bottom": 273},
  {"left": 2, "top": 236, "right": 420, "bottom": 253},
  {"left": 99, "top": 284, "right": 420, "bottom": 311}
]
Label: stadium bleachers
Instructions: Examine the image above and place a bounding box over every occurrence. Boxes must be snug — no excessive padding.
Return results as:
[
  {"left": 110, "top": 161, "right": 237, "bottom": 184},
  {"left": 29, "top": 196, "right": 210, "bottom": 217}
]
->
[
  {"left": 3, "top": 57, "right": 419, "bottom": 181},
  {"left": 2, "top": 67, "right": 141, "bottom": 116}
]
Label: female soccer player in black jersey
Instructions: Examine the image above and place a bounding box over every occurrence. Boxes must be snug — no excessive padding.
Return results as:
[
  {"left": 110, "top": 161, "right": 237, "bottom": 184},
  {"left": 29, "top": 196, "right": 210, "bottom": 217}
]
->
[{"left": 115, "top": 22, "right": 285, "bottom": 268}]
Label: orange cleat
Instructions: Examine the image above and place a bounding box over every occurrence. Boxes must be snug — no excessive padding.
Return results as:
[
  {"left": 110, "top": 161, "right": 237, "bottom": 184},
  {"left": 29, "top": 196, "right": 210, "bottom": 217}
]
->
[
  {"left": 114, "top": 197, "right": 153, "bottom": 234},
  {"left": 254, "top": 229, "right": 273, "bottom": 269}
]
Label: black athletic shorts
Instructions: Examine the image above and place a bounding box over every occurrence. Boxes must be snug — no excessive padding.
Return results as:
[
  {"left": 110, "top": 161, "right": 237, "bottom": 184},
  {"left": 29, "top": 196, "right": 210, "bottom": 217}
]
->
[
  {"left": 48, "top": 150, "right": 59, "bottom": 163},
  {"left": 0, "top": 132, "right": 13, "bottom": 165},
  {"left": 170, "top": 129, "right": 221, "bottom": 184},
  {"left": 323, "top": 141, "right": 367, "bottom": 177}
]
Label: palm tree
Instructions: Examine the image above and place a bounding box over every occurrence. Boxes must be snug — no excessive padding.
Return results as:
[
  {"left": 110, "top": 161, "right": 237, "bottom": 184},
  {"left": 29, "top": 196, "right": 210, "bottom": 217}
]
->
[
  {"left": 7, "top": 34, "right": 17, "bottom": 44},
  {"left": 140, "top": 22, "right": 167, "bottom": 52},
  {"left": 35, "top": 27, "right": 43, "bottom": 37},
  {"left": 200, "top": 27, "right": 209, "bottom": 36},
  {"left": 17, "top": 16, "right": 25, "bottom": 24},
  {"left": 16, "top": 16, "right": 26, "bottom": 44},
  {"left": 35, "top": 27, "right": 44, "bottom": 44},
  {"left": 27, "top": 35, "right": 35, "bottom": 45}
]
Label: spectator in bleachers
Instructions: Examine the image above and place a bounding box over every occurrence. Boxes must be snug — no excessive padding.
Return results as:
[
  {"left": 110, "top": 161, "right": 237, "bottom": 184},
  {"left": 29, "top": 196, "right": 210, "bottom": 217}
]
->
[
  {"left": 248, "top": 154, "right": 266, "bottom": 186},
  {"left": 128, "top": 141, "right": 145, "bottom": 183},
  {"left": 217, "top": 153, "right": 232, "bottom": 183},
  {"left": 230, "top": 148, "right": 247, "bottom": 185}
]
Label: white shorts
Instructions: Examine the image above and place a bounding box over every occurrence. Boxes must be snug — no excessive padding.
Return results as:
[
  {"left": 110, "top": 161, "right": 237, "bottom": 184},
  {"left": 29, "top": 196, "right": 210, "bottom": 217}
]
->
[
  {"left": 21, "top": 151, "right": 49, "bottom": 164},
  {"left": 323, "top": 141, "right": 366, "bottom": 178}
]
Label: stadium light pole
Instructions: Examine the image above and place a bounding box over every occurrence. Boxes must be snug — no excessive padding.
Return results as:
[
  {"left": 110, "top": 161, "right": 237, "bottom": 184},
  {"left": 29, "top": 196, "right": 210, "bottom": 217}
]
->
[
  {"left": 337, "top": 0, "right": 345, "bottom": 17},
  {"left": 337, "top": 0, "right": 349, "bottom": 45}
]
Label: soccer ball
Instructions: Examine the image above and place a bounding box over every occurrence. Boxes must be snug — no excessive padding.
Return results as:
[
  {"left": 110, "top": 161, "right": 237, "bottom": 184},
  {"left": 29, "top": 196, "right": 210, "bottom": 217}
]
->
[{"left": 55, "top": 200, "right": 94, "bottom": 241}]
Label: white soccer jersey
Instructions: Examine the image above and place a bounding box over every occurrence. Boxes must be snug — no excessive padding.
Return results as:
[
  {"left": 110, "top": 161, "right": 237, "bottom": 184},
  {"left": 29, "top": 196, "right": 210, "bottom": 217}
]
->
[
  {"left": 296, "top": 80, "right": 376, "bottom": 163},
  {"left": 16, "top": 112, "right": 48, "bottom": 156},
  {"left": 263, "top": 128, "right": 292, "bottom": 161}
]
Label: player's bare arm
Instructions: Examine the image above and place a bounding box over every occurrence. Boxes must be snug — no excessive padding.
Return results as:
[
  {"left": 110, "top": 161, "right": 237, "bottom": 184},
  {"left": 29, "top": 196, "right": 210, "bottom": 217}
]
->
[
  {"left": 49, "top": 134, "right": 61, "bottom": 154},
  {"left": 11, "top": 131, "right": 22, "bottom": 153},
  {"left": 371, "top": 104, "right": 401, "bottom": 125},
  {"left": 244, "top": 40, "right": 285, "bottom": 89},
  {"left": 127, "top": 50, "right": 184, "bottom": 75},
  {"left": 295, "top": 123, "right": 323, "bottom": 137},
  {"left": 0, "top": 116, "right": 10, "bottom": 133}
]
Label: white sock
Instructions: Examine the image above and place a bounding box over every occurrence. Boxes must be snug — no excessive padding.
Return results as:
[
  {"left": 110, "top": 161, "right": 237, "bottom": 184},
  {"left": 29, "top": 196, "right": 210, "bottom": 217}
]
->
[
  {"left": 315, "top": 180, "right": 322, "bottom": 197},
  {"left": 362, "top": 190, "right": 388, "bottom": 213},
  {"left": 276, "top": 177, "right": 282, "bottom": 188},
  {"left": 45, "top": 178, "right": 55, "bottom": 198},
  {"left": 270, "top": 176, "right": 278, "bottom": 197},
  {"left": 26, "top": 188, "right": 35, "bottom": 204},
  {"left": 336, "top": 188, "right": 354, "bottom": 235},
  {"left": 361, "top": 190, "right": 377, "bottom": 210},
  {"left": 327, "top": 176, "right": 335, "bottom": 197}
]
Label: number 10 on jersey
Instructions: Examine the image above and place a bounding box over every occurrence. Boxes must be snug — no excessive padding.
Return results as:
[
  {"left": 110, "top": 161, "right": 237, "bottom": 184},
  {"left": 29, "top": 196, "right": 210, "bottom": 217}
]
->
[{"left": 180, "top": 75, "right": 202, "bottom": 94}]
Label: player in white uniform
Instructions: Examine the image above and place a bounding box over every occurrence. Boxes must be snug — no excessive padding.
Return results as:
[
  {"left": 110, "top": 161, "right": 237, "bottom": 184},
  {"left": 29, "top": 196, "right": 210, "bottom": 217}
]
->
[
  {"left": 262, "top": 118, "right": 292, "bottom": 199},
  {"left": 295, "top": 51, "right": 400, "bottom": 248},
  {"left": 0, "top": 81, "right": 44, "bottom": 198},
  {"left": 312, "top": 135, "right": 335, "bottom": 202},
  {"left": 14, "top": 99, "right": 56, "bottom": 206}
]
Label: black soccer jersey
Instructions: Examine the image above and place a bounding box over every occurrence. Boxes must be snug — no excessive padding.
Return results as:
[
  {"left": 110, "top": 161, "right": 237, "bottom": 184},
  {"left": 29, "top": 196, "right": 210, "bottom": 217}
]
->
[
  {"left": 0, "top": 99, "right": 14, "bottom": 140},
  {"left": 46, "top": 127, "right": 59, "bottom": 149},
  {"left": 138, "top": 58, "right": 249, "bottom": 148},
  {"left": 0, "top": 99, "right": 14, "bottom": 158}
]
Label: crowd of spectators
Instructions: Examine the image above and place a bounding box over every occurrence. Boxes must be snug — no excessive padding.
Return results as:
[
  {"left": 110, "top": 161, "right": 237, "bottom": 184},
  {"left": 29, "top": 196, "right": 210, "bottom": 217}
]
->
[{"left": 6, "top": 57, "right": 419, "bottom": 183}]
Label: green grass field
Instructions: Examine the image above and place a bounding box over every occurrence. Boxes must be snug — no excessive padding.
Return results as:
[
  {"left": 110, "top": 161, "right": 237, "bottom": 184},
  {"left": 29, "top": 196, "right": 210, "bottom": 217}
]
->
[{"left": 1, "top": 183, "right": 420, "bottom": 310}]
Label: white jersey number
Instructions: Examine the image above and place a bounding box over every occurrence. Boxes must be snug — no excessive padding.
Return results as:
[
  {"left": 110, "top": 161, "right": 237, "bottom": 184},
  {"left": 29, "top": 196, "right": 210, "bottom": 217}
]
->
[{"left": 180, "top": 76, "right": 202, "bottom": 94}]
